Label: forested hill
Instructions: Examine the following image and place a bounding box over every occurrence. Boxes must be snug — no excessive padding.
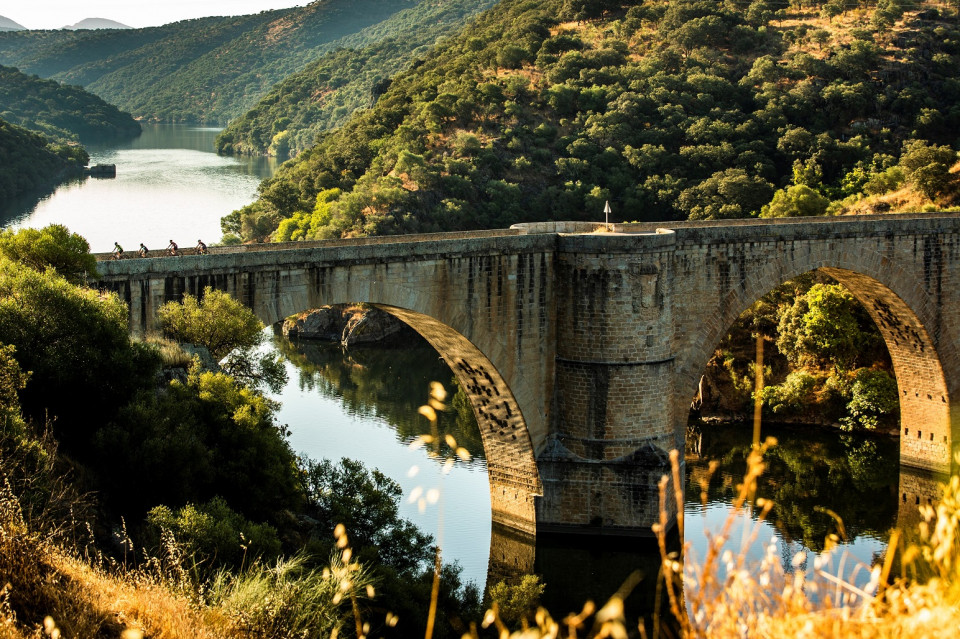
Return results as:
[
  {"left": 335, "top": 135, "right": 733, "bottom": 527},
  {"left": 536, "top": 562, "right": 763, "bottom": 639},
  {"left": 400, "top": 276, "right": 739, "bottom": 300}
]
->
[
  {"left": 222, "top": 0, "right": 960, "bottom": 244},
  {"left": 0, "top": 0, "right": 489, "bottom": 124},
  {"left": 0, "top": 64, "right": 139, "bottom": 142},
  {"left": 0, "top": 118, "right": 88, "bottom": 203},
  {"left": 216, "top": 0, "right": 498, "bottom": 157}
]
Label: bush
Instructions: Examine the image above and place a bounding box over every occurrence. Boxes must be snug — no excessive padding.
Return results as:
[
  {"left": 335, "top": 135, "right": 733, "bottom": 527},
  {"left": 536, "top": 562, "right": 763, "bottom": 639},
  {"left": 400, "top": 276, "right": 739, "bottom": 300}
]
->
[
  {"left": 94, "top": 366, "right": 303, "bottom": 521},
  {"left": 488, "top": 575, "right": 545, "bottom": 627},
  {"left": 158, "top": 288, "right": 286, "bottom": 392},
  {"left": 841, "top": 368, "right": 899, "bottom": 430},
  {"left": 0, "top": 225, "right": 98, "bottom": 284},
  {"left": 146, "top": 497, "right": 282, "bottom": 573},
  {"left": 0, "top": 257, "right": 159, "bottom": 439},
  {"left": 760, "top": 184, "right": 829, "bottom": 218},
  {"left": 759, "top": 371, "right": 818, "bottom": 416}
]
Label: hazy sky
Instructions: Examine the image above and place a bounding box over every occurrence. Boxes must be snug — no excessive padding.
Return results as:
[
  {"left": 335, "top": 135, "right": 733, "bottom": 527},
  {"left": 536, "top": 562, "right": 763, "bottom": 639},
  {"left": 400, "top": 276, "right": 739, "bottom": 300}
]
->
[{"left": 5, "top": 1, "right": 314, "bottom": 30}]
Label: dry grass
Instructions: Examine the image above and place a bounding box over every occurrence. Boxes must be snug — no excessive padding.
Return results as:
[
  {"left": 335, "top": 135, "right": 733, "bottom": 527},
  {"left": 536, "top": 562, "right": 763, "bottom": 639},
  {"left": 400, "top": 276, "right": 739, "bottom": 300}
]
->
[
  {"left": 141, "top": 335, "right": 194, "bottom": 369},
  {"left": 0, "top": 483, "right": 228, "bottom": 638}
]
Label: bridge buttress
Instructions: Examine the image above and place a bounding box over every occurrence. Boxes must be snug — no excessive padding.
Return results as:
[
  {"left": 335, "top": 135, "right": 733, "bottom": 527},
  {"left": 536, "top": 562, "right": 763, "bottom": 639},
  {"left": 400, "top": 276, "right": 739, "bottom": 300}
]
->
[{"left": 537, "top": 231, "right": 681, "bottom": 534}]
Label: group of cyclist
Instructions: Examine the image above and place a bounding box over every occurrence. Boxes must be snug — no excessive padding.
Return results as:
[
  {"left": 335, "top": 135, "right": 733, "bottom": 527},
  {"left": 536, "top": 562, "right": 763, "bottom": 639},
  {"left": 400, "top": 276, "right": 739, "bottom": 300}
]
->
[{"left": 113, "top": 239, "right": 207, "bottom": 259}]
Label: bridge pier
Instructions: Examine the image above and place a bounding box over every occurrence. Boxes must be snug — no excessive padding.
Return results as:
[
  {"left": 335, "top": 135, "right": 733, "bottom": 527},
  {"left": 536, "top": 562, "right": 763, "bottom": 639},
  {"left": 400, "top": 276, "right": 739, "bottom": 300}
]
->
[{"left": 536, "top": 231, "right": 682, "bottom": 534}]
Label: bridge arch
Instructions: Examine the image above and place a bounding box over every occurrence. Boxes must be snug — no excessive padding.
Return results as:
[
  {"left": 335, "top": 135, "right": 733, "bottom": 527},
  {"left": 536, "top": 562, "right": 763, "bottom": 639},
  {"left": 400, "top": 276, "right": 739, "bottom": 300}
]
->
[
  {"left": 676, "top": 246, "right": 959, "bottom": 473},
  {"left": 134, "top": 259, "right": 546, "bottom": 573}
]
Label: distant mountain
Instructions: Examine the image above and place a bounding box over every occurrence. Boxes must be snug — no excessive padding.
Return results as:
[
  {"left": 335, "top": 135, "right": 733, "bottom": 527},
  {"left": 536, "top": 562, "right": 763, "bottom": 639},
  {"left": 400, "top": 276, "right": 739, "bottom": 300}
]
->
[
  {"left": 63, "top": 18, "right": 131, "bottom": 30},
  {"left": 0, "top": 15, "right": 25, "bottom": 31},
  {"left": 0, "top": 0, "right": 487, "bottom": 125},
  {"left": 0, "top": 64, "right": 140, "bottom": 142}
]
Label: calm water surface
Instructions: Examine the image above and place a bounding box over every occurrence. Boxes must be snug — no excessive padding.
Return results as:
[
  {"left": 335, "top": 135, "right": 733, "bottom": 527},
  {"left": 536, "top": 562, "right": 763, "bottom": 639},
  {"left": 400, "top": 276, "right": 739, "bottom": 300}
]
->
[
  {"left": 1, "top": 125, "right": 904, "bottom": 619},
  {"left": 0, "top": 124, "right": 276, "bottom": 253}
]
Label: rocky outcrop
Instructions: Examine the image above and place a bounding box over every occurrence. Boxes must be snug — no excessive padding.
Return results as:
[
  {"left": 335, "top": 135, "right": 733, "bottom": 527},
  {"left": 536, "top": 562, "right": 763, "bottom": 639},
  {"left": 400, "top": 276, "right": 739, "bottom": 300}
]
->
[
  {"left": 282, "top": 305, "right": 413, "bottom": 346},
  {"left": 282, "top": 306, "right": 343, "bottom": 341}
]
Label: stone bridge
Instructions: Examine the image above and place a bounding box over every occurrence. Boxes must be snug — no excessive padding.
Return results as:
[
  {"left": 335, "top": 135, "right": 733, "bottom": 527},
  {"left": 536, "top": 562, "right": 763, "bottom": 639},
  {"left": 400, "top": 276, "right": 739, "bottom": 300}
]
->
[{"left": 96, "top": 213, "right": 960, "bottom": 564}]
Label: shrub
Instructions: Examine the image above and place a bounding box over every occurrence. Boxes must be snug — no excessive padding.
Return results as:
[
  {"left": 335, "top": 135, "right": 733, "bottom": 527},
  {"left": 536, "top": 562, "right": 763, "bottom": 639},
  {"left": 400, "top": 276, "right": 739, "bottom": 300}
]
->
[
  {"left": 759, "top": 371, "right": 818, "bottom": 416},
  {"left": 841, "top": 368, "right": 899, "bottom": 430}
]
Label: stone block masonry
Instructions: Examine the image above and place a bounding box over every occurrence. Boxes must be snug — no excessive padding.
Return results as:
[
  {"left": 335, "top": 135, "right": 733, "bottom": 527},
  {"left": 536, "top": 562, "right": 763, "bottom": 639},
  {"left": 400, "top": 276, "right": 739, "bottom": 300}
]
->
[{"left": 96, "top": 213, "right": 960, "bottom": 539}]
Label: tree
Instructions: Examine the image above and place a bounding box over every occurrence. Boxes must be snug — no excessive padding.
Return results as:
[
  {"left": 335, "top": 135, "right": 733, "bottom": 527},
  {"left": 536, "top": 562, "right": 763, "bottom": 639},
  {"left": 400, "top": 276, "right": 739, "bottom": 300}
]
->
[
  {"left": 301, "top": 458, "right": 433, "bottom": 576},
  {"left": 0, "top": 225, "right": 98, "bottom": 284},
  {"left": 898, "top": 140, "right": 958, "bottom": 200},
  {"left": 760, "top": 184, "right": 829, "bottom": 218},
  {"left": 0, "top": 257, "right": 158, "bottom": 440},
  {"left": 776, "top": 283, "right": 877, "bottom": 371},
  {"left": 841, "top": 368, "right": 899, "bottom": 430},
  {"left": 677, "top": 169, "right": 774, "bottom": 220},
  {"left": 158, "top": 288, "right": 286, "bottom": 392},
  {"left": 94, "top": 367, "right": 303, "bottom": 521},
  {"left": 488, "top": 576, "right": 545, "bottom": 627},
  {"left": 0, "top": 344, "right": 27, "bottom": 415},
  {"left": 159, "top": 288, "right": 261, "bottom": 360}
]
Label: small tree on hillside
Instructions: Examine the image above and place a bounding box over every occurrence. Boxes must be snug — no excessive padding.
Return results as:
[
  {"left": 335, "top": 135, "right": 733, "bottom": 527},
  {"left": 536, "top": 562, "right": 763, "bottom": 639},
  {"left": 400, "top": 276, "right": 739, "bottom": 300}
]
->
[
  {"left": 158, "top": 287, "right": 286, "bottom": 392},
  {"left": 898, "top": 140, "right": 958, "bottom": 200}
]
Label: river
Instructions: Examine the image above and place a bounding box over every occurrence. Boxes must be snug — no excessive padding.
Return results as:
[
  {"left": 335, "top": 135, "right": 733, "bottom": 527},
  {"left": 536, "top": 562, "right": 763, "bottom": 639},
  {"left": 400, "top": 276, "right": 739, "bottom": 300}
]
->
[
  {"left": 2, "top": 124, "right": 905, "bottom": 624},
  {"left": 0, "top": 124, "right": 277, "bottom": 253}
]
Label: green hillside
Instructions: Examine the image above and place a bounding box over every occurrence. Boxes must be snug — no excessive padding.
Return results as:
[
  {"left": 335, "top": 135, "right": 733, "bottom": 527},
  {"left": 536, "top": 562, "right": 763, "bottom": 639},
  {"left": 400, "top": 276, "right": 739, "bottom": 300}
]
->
[
  {"left": 0, "top": 64, "right": 139, "bottom": 142},
  {"left": 0, "top": 118, "right": 87, "bottom": 203},
  {"left": 222, "top": 0, "right": 960, "bottom": 243},
  {"left": 216, "top": 0, "right": 498, "bottom": 157},
  {"left": 0, "top": 0, "right": 491, "bottom": 125}
]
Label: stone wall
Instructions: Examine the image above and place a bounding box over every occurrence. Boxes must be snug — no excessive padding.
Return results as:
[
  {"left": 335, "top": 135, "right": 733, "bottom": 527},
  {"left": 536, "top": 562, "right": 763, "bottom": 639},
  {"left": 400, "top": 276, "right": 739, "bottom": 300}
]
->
[{"left": 97, "top": 214, "right": 960, "bottom": 533}]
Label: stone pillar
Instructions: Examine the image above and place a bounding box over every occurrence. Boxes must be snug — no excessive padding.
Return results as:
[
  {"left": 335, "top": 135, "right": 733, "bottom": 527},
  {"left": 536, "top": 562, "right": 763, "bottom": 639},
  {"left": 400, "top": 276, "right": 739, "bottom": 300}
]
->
[{"left": 538, "top": 231, "right": 680, "bottom": 533}]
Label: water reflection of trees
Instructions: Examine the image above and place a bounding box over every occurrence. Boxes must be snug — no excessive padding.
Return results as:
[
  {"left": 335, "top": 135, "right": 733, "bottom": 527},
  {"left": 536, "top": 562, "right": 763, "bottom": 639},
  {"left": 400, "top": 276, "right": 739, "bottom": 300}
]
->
[
  {"left": 271, "top": 332, "right": 485, "bottom": 462},
  {"left": 687, "top": 421, "right": 898, "bottom": 552}
]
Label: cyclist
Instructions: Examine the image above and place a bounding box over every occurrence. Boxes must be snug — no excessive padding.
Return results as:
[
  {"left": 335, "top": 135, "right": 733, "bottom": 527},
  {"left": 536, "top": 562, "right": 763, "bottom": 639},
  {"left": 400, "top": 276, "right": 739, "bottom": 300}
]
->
[
  {"left": 138, "top": 243, "right": 148, "bottom": 257},
  {"left": 196, "top": 239, "right": 208, "bottom": 255},
  {"left": 167, "top": 240, "right": 178, "bottom": 256},
  {"left": 113, "top": 242, "right": 124, "bottom": 260}
]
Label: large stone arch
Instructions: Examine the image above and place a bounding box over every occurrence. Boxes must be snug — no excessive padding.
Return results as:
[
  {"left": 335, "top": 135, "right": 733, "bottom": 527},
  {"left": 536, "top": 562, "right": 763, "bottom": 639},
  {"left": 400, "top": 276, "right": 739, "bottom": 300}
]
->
[
  {"left": 675, "top": 245, "right": 959, "bottom": 474},
  {"left": 214, "top": 266, "right": 545, "bottom": 576},
  {"left": 273, "top": 301, "right": 543, "bottom": 580}
]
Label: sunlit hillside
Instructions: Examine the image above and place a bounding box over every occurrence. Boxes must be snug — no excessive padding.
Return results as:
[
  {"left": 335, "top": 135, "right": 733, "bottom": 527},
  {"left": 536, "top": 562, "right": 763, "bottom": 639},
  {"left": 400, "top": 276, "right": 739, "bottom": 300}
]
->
[{"left": 222, "top": 0, "right": 960, "bottom": 243}]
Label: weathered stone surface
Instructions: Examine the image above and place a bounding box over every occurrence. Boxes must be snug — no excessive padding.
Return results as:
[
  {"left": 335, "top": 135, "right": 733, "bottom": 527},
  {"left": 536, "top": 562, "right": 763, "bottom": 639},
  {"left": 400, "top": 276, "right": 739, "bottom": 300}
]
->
[
  {"left": 282, "top": 305, "right": 413, "bottom": 345},
  {"left": 341, "top": 306, "right": 412, "bottom": 346},
  {"left": 95, "top": 213, "right": 960, "bottom": 536}
]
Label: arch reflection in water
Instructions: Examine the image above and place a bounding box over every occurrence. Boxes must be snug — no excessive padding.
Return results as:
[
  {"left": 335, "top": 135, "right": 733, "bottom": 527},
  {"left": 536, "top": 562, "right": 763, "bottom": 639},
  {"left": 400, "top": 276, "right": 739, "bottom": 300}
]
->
[
  {"left": 268, "top": 328, "right": 535, "bottom": 590},
  {"left": 268, "top": 328, "right": 920, "bottom": 627}
]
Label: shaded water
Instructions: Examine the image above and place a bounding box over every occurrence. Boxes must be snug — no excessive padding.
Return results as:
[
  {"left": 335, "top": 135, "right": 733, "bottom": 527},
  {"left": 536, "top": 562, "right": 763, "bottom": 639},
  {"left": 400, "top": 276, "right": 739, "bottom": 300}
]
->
[{"left": 1, "top": 125, "right": 906, "bottom": 621}]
